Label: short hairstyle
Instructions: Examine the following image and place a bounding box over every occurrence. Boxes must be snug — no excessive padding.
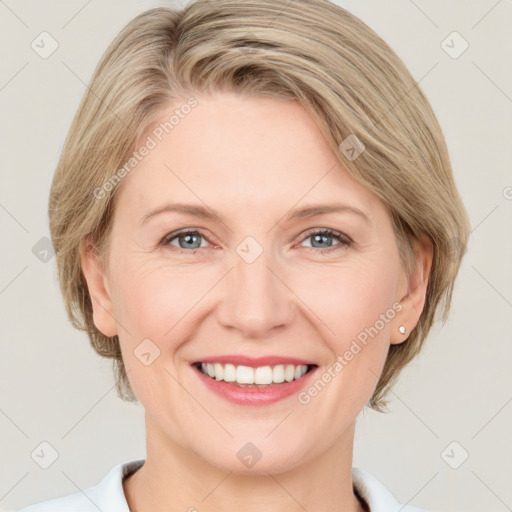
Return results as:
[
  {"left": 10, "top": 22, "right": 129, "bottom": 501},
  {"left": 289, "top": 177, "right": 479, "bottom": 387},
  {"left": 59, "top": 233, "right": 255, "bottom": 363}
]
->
[{"left": 49, "top": 0, "right": 471, "bottom": 412}]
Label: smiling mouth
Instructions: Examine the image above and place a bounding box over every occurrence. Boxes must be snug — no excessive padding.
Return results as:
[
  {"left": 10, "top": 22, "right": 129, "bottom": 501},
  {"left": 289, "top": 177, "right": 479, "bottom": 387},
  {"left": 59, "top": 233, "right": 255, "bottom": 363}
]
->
[{"left": 193, "top": 362, "right": 318, "bottom": 387}]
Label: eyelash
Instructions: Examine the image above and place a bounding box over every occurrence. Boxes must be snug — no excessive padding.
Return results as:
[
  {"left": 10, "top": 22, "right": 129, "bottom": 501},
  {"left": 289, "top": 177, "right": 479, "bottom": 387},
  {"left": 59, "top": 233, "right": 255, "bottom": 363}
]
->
[{"left": 160, "top": 228, "right": 352, "bottom": 255}]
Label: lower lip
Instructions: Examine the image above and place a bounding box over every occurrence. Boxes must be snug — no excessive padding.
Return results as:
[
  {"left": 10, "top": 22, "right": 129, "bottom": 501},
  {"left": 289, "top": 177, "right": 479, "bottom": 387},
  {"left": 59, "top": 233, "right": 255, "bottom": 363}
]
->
[{"left": 192, "top": 365, "right": 318, "bottom": 406}]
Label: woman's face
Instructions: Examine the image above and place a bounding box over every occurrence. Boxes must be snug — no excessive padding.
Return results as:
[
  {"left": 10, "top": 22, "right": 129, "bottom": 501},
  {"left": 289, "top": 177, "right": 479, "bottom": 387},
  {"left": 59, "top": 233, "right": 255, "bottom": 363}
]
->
[{"left": 83, "top": 91, "right": 427, "bottom": 474}]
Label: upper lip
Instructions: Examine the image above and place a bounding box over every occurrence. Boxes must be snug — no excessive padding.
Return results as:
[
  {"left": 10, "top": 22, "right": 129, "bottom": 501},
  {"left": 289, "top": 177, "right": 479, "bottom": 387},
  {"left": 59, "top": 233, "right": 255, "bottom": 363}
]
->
[{"left": 191, "top": 355, "right": 317, "bottom": 368}]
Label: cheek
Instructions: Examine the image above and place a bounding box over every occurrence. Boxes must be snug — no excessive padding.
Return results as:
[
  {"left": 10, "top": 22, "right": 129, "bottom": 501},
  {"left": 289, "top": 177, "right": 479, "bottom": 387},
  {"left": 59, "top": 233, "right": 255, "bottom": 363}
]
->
[
  {"left": 291, "top": 262, "right": 398, "bottom": 414},
  {"left": 112, "top": 260, "right": 209, "bottom": 340},
  {"left": 110, "top": 260, "right": 212, "bottom": 400},
  {"left": 294, "top": 259, "right": 398, "bottom": 346},
  {"left": 108, "top": 253, "right": 228, "bottom": 398}
]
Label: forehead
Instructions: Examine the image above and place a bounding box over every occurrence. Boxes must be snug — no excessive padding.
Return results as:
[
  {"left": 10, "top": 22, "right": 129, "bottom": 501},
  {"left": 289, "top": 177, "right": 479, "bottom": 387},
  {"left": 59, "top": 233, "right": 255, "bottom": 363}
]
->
[{"left": 115, "top": 92, "right": 383, "bottom": 221}]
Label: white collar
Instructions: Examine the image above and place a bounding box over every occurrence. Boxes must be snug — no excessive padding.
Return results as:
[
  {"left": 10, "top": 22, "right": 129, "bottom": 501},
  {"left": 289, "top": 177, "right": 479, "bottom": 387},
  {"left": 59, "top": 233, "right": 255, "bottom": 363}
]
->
[{"left": 16, "top": 459, "right": 425, "bottom": 512}]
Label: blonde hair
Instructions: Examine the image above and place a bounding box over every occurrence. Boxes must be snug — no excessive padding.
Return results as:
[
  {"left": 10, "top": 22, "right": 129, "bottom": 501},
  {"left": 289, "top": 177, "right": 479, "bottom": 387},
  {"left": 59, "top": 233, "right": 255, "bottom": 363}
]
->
[{"left": 49, "top": 0, "right": 471, "bottom": 412}]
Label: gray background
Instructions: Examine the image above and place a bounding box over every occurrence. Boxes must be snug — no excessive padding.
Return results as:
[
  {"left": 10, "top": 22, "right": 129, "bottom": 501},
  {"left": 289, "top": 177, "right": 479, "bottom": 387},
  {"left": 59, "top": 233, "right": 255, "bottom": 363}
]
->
[{"left": 1, "top": 1, "right": 511, "bottom": 511}]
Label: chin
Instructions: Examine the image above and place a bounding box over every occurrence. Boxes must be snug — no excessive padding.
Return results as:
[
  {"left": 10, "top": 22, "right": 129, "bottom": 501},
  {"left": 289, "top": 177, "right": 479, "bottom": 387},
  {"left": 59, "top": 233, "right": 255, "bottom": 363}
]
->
[{"left": 190, "top": 437, "right": 309, "bottom": 476}]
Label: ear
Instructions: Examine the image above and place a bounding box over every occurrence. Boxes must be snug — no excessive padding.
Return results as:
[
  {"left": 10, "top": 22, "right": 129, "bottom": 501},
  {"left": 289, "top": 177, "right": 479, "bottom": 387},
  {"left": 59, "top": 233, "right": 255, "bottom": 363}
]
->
[
  {"left": 391, "top": 235, "right": 433, "bottom": 345},
  {"left": 79, "top": 236, "right": 118, "bottom": 338}
]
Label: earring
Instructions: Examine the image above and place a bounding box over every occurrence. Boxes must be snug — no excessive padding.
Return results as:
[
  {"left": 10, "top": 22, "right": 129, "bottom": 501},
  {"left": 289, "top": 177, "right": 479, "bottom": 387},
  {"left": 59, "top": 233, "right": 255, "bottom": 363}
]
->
[{"left": 398, "top": 325, "right": 406, "bottom": 334}]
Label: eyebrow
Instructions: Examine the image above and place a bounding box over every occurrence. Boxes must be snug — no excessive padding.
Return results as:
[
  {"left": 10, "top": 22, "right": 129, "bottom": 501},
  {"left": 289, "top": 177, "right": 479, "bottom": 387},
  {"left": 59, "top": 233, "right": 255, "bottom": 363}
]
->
[
  {"left": 140, "top": 202, "right": 370, "bottom": 225},
  {"left": 283, "top": 203, "right": 370, "bottom": 224}
]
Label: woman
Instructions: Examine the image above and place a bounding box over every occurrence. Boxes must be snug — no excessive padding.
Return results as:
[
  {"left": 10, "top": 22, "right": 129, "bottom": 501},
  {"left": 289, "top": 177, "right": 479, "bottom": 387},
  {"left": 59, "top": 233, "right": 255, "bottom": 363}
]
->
[{"left": 15, "top": 0, "right": 470, "bottom": 510}]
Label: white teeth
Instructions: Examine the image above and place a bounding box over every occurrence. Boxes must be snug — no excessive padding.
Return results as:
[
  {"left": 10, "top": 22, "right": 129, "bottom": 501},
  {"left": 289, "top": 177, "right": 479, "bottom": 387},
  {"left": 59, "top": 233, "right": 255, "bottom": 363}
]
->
[
  {"left": 198, "top": 362, "right": 310, "bottom": 385},
  {"left": 284, "top": 364, "right": 295, "bottom": 382},
  {"left": 223, "top": 363, "right": 236, "bottom": 382},
  {"left": 236, "top": 365, "right": 254, "bottom": 384},
  {"left": 214, "top": 363, "right": 224, "bottom": 381},
  {"left": 254, "top": 366, "right": 273, "bottom": 385},
  {"left": 272, "top": 365, "right": 285, "bottom": 383}
]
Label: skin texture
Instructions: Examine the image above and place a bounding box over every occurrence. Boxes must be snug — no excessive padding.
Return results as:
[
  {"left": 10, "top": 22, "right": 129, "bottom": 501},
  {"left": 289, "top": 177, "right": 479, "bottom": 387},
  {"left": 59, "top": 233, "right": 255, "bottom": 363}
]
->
[{"left": 81, "top": 91, "right": 432, "bottom": 512}]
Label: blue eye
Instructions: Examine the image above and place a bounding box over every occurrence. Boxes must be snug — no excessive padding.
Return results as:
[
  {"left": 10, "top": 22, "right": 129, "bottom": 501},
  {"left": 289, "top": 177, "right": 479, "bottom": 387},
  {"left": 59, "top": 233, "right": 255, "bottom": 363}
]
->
[
  {"left": 161, "top": 229, "right": 208, "bottom": 253},
  {"left": 161, "top": 228, "right": 351, "bottom": 254},
  {"left": 300, "top": 229, "right": 352, "bottom": 253}
]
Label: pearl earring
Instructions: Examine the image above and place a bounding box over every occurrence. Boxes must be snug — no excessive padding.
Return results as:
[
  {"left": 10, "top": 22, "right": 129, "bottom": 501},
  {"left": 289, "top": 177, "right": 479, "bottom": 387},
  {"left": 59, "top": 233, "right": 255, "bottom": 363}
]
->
[{"left": 398, "top": 325, "right": 406, "bottom": 334}]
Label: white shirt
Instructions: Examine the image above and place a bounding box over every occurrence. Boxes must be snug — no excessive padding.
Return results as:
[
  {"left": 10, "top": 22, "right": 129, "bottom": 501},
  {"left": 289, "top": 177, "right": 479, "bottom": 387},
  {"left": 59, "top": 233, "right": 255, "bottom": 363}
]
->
[{"left": 14, "top": 459, "right": 426, "bottom": 512}]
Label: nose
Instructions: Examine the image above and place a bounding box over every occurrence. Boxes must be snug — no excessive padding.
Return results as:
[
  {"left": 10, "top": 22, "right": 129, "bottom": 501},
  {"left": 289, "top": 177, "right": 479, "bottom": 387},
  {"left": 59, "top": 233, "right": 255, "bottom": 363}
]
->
[{"left": 216, "top": 249, "right": 295, "bottom": 338}]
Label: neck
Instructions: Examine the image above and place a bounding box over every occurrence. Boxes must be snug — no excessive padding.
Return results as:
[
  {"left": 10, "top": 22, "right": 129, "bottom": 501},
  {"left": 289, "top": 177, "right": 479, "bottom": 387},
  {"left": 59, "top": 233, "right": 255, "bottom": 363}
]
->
[{"left": 123, "top": 415, "right": 367, "bottom": 512}]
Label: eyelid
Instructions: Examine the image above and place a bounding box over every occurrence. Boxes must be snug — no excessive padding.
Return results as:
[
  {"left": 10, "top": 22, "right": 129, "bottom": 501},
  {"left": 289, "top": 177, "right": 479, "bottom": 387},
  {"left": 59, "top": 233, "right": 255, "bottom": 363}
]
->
[
  {"left": 295, "top": 228, "right": 352, "bottom": 253},
  {"left": 299, "top": 227, "right": 352, "bottom": 244},
  {"left": 160, "top": 228, "right": 216, "bottom": 248},
  {"left": 160, "top": 227, "right": 353, "bottom": 255}
]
